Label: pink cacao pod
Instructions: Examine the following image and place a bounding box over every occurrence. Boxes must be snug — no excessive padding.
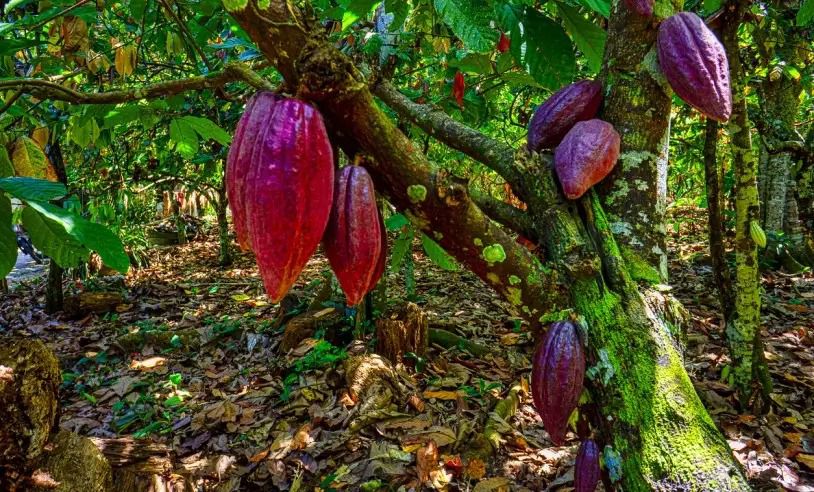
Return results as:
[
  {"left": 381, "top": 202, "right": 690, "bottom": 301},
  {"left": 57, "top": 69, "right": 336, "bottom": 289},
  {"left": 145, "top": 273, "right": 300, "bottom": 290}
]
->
[
  {"left": 323, "top": 166, "right": 385, "bottom": 306},
  {"left": 624, "top": 0, "right": 653, "bottom": 18},
  {"left": 657, "top": 12, "right": 732, "bottom": 122},
  {"left": 574, "top": 439, "right": 601, "bottom": 492},
  {"left": 527, "top": 80, "right": 602, "bottom": 152},
  {"left": 243, "top": 98, "right": 335, "bottom": 302},
  {"left": 554, "top": 119, "right": 620, "bottom": 200},
  {"left": 531, "top": 320, "right": 585, "bottom": 446},
  {"left": 226, "top": 92, "right": 278, "bottom": 251}
]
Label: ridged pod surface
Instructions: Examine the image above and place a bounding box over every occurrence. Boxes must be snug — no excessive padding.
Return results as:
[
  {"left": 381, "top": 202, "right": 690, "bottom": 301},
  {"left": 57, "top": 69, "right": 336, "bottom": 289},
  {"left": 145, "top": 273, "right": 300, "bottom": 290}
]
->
[
  {"left": 244, "top": 98, "right": 334, "bottom": 302},
  {"left": 225, "top": 92, "right": 277, "bottom": 251},
  {"left": 574, "top": 439, "right": 601, "bottom": 492},
  {"left": 554, "top": 119, "right": 620, "bottom": 200},
  {"left": 531, "top": 320, "right": 585, "bottom": 445},
  {"left": 527, "top": 80, "right": 602, "bottom": 152},
  {"left": 657, "top": 12, "right": 732, "bottom": 122},
  {"left": 324, "top": 166, "right": 385, "bottom": 306},
  {"left": 624, "top": 0, "right": 653, "bottom": 17}
]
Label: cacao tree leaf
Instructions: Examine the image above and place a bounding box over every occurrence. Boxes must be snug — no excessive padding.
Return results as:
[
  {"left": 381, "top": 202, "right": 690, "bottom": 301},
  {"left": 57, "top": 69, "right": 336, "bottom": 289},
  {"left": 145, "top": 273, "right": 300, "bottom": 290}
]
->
[
  {"left": 0, "top": 147, "right": 14, "bottom": 178},
  {"left": 434, "top": 0, "right": 499, "bottom": 52},
  {"left": 389, "top": 229, "right": 413, "bottom": 270},
  {"left": 798, "top": 0, "right": 814, "bottom": 26},
  {"left": 575, "top": 0, "right": 610, "bottom": 18},
  {"left": 341, "top": 0, "right": 382, "bottom": 29},
  {"left": 26, "top": 201, "right": 130, "bottom": 273},
  {"left": 180, "top": 116, "right": 231, "bottom": 145},
  {"left": 421, "top": 233, "right": 458, "bottom": 271},
  {"left": 169, "top": 118, "right": 199, "bottom": 158},
  {"left": 0, "top": 38, "right": 39, "bottom": 56},
  {"left": 68, "top": 116, "right": 100, "bottom": 147},
  {"left": 452, "top": 53, "right": 493, "bottom": 74},
  {"left": 0, "top": 177, "right": 67, "bottom": 202},
  {"left": 11, "top": 136, "right": 52, "bottom": 179},
  {"left": 385, "top": 213, "right": 409, "bottom": 230},
  {"left": 0, "top": 195, "right": 16, "bottom": 278},
  {"left": 22, "top": 207, "right": 89, "bottom": 268},
  {"left": 557, "top": 3, "right": 606, "bottom": 73}
]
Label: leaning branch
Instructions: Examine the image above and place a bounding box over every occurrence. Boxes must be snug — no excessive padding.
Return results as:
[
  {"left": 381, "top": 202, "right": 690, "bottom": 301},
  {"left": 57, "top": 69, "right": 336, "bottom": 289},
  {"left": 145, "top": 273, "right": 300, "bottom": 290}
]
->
[
  {"left": 469, "top": 189, "right": 536, "bottom": 240},
  {"left": 373, "top": 81, "right": 521, "bottom": 188},
  {"left": 0, "top": 63, "right": 272, "bottom": 108}
]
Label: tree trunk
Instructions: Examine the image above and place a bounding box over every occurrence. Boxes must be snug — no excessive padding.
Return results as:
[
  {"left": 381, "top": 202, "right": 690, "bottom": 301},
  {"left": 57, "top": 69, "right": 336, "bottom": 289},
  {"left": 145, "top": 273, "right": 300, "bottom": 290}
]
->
[
  {"left": 44, "top": 141, "right": 67, "bottom": 313},
  {"left": 223, "top": 2, "right": 749, "bottom": 488},
  {"left": 375, "top": 302, "right": 427, "bottom": 364},
  {"left": 721, "top": 2, "right": 771, "bottom": 405},
  {"left": 597, "top": 1, "right": 673, "bottom": 283},
  {"left": 216, "top": 183, "right": 232, "bottom": 267}
]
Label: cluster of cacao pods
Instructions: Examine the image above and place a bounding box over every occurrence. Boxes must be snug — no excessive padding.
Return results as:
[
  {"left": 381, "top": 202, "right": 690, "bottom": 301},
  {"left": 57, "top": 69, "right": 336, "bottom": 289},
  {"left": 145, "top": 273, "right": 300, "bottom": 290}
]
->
[
  {"left": 527, "top": 80, "right": 620, "bottom": 199},
  {"left": 531, "top": 320, "right": 585, "bottom": 445},
  {"left": 226, "top": 92, "right": 386, "bottom": 305}
]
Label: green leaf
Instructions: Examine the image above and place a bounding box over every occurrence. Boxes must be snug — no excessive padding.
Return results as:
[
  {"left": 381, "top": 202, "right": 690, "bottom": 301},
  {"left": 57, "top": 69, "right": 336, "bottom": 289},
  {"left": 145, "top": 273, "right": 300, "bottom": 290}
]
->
[
  {"left": 385, "top": 213, "right": 409, "bottom": 230},
  {"left": 341, "top": 0, "right": 382, "bottom": 29},
  {"left": 26, "top": 201, "right": 130, "bottom": 273},
  {"left": 169, "top": 118, "right": 199, "bottom": 158},
  {"left": 503, "top": 6, "right": 576, "bottom": 89},
  {"left": 0, "top": 177, "right": 67, "bottom": 202},
  {"left": 575, "top": 0, "right": 610, "bottom": 18},
  {"left": 180, "top": 116, "right": 231, "bottom": 145},
  {"left": 390, "top": 229, "right": 413, "bottom": 270},
  {"left": 0, "top": 195, "right": 16, "bottom": 278},
  {"left": 22, "top": 207, "right": 89, "bottom": 268},
  {"left": 420, "top": 234, "right": 458, "bottom": 271},
  {"left": 453, "top": 53, "right": 493, "bottom": 74},
  {"left": 0, "top": 147, "right": 13, "bottom": 178},
  {"left": 798, "top": 0, "right": 814, "bottom": 26},
  {"left": 68, "top": 116, "right": 101, "bottom": 148},
  {"left": 557, "top": 3, "right": 606, "bottom": 73},
  {"left": 0, "top": 38, "right": 39, "bottom": 56},
  {"left": 434, "top": 0, "right": 499, "bottom": 52},
  {"left": 703, "top": 0, "right": 722, "bottom": 13}
]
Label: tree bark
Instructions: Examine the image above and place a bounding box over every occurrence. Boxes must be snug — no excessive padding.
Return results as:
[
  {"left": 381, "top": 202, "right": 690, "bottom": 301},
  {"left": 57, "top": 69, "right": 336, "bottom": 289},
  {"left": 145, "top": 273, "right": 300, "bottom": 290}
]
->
[
  {"left": 216, "top": 182, "right": 232, "bottom": 267},
  {"left": 44, "top": 141, "right": 67, "bottom": 314},
  {"left": 721, "top": 1, "right": 772, "bottom": 405}
]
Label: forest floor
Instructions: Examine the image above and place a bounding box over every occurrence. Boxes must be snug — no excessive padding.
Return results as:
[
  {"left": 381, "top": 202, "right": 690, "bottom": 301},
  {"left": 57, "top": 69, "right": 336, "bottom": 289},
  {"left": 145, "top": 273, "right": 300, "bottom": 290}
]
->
[{"left": 2, "top": 208, "right": 814, "bottom": 491}]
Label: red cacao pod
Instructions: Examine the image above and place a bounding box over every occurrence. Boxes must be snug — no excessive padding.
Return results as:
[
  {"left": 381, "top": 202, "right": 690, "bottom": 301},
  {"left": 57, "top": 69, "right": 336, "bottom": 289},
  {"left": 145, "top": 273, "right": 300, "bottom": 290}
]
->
[
  {"left": 370, "top": 211, "right": 388, "bottom": 287},
  {"left": 554, "top": 119, "right": 620, "bottom": 200},
  {"left": 324, "top": 166, "right": 385, "bottom": 306},
  {"left": 497, "top": 32, "right": 510, "bottom": 53},
  {"left": 244, "top": 98, "right": 335, "bottom": 302},
  {"left": 527, "top": 80, "right": 602, "bottom": 152},
  {"left": 531, "top": 320, "right": 585, "bottom": 445},
  {"left": 624, "top": 0, "right": 653, "bottom": 17},
  {"left": 226, "top": 92, "right": 278, "bottom": 250},
  {"left": 574, "top": 439, "right": 601, "bottom": 492},
  {"left": 657, "top": 12, "right": 732, "bottom": 122},
  {"left": 453, "top": 71, "right": 465, "bottom": 109}
]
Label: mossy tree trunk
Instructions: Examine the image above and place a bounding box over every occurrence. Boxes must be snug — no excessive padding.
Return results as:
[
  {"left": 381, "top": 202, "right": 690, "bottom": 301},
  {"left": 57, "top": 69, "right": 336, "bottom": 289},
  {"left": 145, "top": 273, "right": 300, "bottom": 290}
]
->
[
  {"left": 221, "top": 2, "right": 749, "bottom": 488},
  {"left": 721, "top": 2, "right": 772, "bottom": 406}
]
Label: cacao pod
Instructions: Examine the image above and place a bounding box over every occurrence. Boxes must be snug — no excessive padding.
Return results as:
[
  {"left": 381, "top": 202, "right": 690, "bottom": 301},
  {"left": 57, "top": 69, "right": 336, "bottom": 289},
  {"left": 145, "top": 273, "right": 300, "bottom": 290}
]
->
[
  {"left": 750, "top": 220, "right": 767, "bottom": 248},
  {"left": 527, "top": 80, "right": 603, "bottom": 152},
  {"left": 657, "top": 12, "right": 732, "bottom": 122},
  {"left": 225, "top": 92, "right": 278, "bottom": 251},
  {"left": 531, "top": 320, "right": 585, "bottom": 445},
  {"left": 453, "top": 71, "right": 465, "bottom": 109},
  {"left": 574, "top": 439, "right": 601, "bottom": 492},
  {"left": 554, "top": 119, "right": 620, "bottom": 200},
  {"left": 497, "top": 32, "right": 510, "bottom": 53},
  {"left": 624, "top": 0, "right": 653, "bottom": 17},
  {"left": 243, "top": 98, "right": 335, "bottom": 302},
  {"left": 324, "top": 166, "right": 385, "bottom": 306}
]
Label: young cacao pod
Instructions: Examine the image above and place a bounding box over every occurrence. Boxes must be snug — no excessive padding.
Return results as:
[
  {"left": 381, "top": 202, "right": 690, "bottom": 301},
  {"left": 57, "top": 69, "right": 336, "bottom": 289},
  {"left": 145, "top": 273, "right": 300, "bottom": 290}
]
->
[
  {"left": 657, "top": 12, "right": 732, "bottom": 122},
  {"left": 323, "top": 166, "right": 385, "bottom": 306},
  {"left": 531, "top": 320, "right": 585, "bottom": 445},
  {"left": 225, "top": 92, "right": 277, "bottom": 251},
  {"left": 243, "top": 98, "right": 335, "bottom": 302},
  {"left": 624, "top": 0, "right": 654, "bottom": 17},
  {"left": 527, "top": 80, "right": 603, "bottom": 152},
  {"left": 453, "top": 71, "right": 465, "bottom": 109},
  {"left": 750, "top": 220, "right": 767, "bottom": 248},
  {"left": 554, "top": 119, "right": 620, "bottom": 200},
  {"left": 497, "top": 32, "right": 510, "bottom": 53},
  {"left": 574, "top": 439, "right": 601, "bottom": 492}
]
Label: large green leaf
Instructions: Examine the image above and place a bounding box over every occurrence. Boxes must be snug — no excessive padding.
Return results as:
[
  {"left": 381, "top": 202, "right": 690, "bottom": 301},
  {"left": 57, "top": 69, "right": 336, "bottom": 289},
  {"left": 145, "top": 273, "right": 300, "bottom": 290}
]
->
[
  {"left": 169, "top": 117, "right": 199, "bottom": 158},
  {"left": 22, "top": 207, "right": 89, "bottom": 268},
  {"left": 180, "top": 116, "right": 232, "bottom": 145},
  {"left": 798, "top": 0, "right": 814, "bottom": 26},
  {"left": 341, "top": 0, "right": 382, "bottom": 29},
  {"left": 502, "top": 6, "right": 576, "bottom": 90},
  {"left": 0, "top": 147, "right": 13, "bottom": 178},
  {"left": 434, "top": 0, "right": 499, "bottom": 52},
  {"left": 0, "top": 177, "right": 67, "bottom": 202},
  {"left": 0, "top": 195, "right": 16, "bottom": 278},
  {"left": 557, "top": 3, "right": 606, "bottom": 73},
  {"left": 26, "top": 202, "right": 130, "bottom": 273},
  {"left": 575, "top": 0, "right": 610, "bottom": 18},
  {"left": 421, "top": 234, "right": 458, "bottom": 271}
]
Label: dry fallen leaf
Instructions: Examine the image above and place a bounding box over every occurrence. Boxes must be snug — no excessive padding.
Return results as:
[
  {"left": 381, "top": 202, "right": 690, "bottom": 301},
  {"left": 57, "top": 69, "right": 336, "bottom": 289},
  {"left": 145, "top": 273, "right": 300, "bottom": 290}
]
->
[{"left": 416, "top": 439, "right": 439, "bottom": 483}]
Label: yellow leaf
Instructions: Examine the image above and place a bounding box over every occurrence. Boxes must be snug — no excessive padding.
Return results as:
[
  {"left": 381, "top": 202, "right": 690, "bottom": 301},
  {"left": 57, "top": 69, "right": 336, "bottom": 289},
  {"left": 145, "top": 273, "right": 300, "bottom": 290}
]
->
[
  {"left": 231, "top": 293, "right": 251, "bottom": 302},
  {"left": 797, "top": 454, "right": 814, "bottom": 471},
  {"left": 61, "top": 16, "right": 89, "bottom": 53},
  {"left": 31, "top": 127, "right": 49, "bottom": 148},
  {"left": 472, "top": 477, "right": 511, "bottom": 492},
  {"left": 11, "top": 136, "right": 57, "bottom": 180},
  {"left": 423, "top": 390, "right": 462, "bottom": 400},
  {"left": 130, "top": 356, "right": 168, "bottom": 372}
]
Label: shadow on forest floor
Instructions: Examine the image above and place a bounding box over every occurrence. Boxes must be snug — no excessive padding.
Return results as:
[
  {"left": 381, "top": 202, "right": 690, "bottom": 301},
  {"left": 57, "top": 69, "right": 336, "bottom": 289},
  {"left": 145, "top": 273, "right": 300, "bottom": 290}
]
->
[{"left": 1, "top": 208, "right": 813, "bottom": 491}]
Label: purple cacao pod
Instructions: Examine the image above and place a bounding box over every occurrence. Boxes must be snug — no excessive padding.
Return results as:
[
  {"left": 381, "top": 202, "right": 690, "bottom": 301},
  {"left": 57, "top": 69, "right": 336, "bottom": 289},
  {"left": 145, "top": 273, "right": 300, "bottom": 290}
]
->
[
  {"left": 226, "top": 92, "right": 278, "bottom": 251},
  {"left": 531, "top": 320, "right": 585, "bottom": 445},
  {"left": 554, "top": 119, "right": 620, "bottom": 200},
  {"left": 323, "top": 166, "right": 385, "bottom": 306},
  {"left": 527, "top": 80, "right": 602, "bottom": 152},
  {"left": 624, "top": 0, "right": 653, "bottom": 17},
  {"left": 657, "top": 12, "right": 732, "bottom": 122},
  {"left": 244, "top": 98, "right": 335, "bottom": 302},
  {"left": 370, "top": 211, "right": 388, "bottom": 288},
  {"left": 574, "top": 439, "right": 601, "bottom": 492}
]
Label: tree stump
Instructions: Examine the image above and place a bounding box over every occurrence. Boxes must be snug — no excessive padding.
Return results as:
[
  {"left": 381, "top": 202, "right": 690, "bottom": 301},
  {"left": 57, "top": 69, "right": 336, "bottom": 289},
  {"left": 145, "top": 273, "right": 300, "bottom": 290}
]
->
[
  {"left": 279, "top": 307, "right": 345, "bottom": 353},
  {"left": 31, "top": 431, "right": 113, "bottom": 492},
  {"left": 0, "top": 338, "right": 60, "bottom": 486},
  {"left": 63, "top": 291, "right": 124, "bottom": 319},
  {"left": 375, "top": 302, "right": 427, "bottom": 364}
]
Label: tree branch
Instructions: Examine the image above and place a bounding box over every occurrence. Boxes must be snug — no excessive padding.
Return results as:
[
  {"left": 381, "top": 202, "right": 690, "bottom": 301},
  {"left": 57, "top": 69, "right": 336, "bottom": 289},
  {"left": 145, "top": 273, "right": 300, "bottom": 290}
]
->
[
  {"left": 372, "top": 81, "right": 521, "bottom": 188},
  {"left": 0, "top": 63, "right": 272, "bottom": 109},
  {"left": 469, "top": 189, "right": 536, "bottom": 240}
]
